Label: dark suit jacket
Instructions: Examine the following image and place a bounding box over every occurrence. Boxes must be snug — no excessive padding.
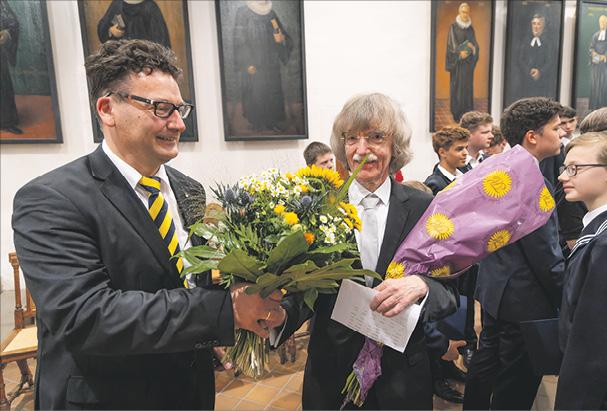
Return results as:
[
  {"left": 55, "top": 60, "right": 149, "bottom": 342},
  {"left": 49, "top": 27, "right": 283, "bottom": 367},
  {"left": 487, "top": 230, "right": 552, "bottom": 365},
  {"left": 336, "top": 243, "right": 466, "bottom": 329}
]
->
[
  {"left": 475, "top": 179, "right": 565, "bottom": 322},
  {"left": 12, "top": 146, "right": 235, "bottom": 410},
  {"left": 279, "top": 181, "right": 458, "bottom": 410},
  {"left": 423, "top": 164, "right": 452, "bottom": 196},
  {"left": 556, "top": 210, "right": 607, "bottom": 410}
]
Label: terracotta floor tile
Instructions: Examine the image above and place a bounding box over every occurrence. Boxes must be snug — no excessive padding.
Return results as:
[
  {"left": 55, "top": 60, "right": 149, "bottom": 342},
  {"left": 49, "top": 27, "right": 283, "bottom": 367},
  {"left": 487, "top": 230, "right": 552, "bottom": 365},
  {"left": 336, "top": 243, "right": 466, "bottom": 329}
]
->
[
  {"left": 215, "top": 393, "right": 240, "bottom": 411},
  {"left": 215, "top": 371, "right": 235, "bottom": 392},
  {"left": 222, "top": 379, "right": 256, "bottom": 399},
  {"left": 258, "top": 373, "right": 292, "bottom": 389},
  {"left": 283, "top": 371, "right": 303, "bottom": 393},
  {"left": 234, "top": 398, "right": 266, "bottom": 410},
  {"left": 244, "top": 384, "right": 281, "bottom": 404},
  {"left": 269, "top": 391, "right": 301, "bottom": 410}
]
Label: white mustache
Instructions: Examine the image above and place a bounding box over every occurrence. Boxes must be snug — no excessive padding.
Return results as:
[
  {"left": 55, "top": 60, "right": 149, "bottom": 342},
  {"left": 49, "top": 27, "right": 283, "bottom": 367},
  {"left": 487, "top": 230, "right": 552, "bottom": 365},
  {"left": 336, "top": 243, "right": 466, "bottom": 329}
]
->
[{"left": 353, "top": 153, "right": 378, "bottom": 163}]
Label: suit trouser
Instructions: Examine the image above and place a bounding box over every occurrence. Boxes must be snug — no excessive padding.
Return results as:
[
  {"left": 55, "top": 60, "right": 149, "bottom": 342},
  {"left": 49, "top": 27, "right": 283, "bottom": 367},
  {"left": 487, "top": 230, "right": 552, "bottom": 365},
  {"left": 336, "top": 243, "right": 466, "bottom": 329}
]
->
[
  {"left": 463, "top": 310, "right": 542, "bottom": 410},
  {"left": 458, "top": 269, "right": 478, "bottom": 348}
]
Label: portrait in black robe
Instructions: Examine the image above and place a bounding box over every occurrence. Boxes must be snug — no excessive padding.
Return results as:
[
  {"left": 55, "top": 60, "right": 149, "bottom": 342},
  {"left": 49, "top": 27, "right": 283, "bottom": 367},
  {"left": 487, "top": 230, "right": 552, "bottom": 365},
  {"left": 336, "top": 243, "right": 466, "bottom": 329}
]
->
[
  {"left": 0, "top": 0, "right": 20, "bottom": 133},
  {"left": 589, "top": 19, "right": 607, "bottom": 110},
  {"left": 445, "top": 7, "right": 479, "bottom": 122},
  {"left": 97, "top": 0, "right": 170, "bottom": 49},
  {"left": 512, "top": 16, "right": 557, "bottom": 102},
  {"left": 233, "top": 2, "right": 292, "bottom": 132}
]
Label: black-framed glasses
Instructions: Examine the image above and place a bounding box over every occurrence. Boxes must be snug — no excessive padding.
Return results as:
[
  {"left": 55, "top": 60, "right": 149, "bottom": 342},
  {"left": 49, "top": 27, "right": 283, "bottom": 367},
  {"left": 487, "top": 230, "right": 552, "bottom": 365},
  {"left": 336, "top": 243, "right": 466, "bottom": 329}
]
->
[
  {"left": 341, "top": 130, "right": 388, "bottom": 146},
  {"left": 559, "top": 164, "right": 607, "bottom": 177},
  {"left": 107, "top": 92, "right": 194, "bottom": 119}
]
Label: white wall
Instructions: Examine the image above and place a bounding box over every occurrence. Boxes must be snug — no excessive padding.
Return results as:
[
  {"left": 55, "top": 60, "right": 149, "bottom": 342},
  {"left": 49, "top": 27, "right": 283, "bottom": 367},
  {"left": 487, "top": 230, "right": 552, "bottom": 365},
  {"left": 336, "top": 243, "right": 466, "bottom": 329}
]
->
[{"left": 0, "top": 0, "right": 577, "bottom": 290}]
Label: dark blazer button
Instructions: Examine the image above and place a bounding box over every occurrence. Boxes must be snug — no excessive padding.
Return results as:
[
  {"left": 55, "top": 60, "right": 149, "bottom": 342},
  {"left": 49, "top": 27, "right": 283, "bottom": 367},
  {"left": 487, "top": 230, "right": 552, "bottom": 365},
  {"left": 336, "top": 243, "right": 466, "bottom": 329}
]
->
[{"left": 194, "top": 342, "right": 203, "bottom": 349}]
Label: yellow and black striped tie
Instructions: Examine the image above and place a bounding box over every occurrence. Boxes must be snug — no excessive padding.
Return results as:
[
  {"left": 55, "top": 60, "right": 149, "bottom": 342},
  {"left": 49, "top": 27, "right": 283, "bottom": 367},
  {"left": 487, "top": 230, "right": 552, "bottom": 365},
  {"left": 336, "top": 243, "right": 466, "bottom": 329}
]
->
[{"left": 138, "top": 176, "right": 187, "bottom": 286}]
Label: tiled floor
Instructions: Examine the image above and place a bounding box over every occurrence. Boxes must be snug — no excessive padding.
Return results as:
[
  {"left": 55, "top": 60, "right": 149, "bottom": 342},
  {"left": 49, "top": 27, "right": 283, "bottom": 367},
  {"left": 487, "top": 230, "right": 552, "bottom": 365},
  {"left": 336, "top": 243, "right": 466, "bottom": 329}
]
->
[{"left": 1, "top": 292, "right": 557, "bottom": 411}]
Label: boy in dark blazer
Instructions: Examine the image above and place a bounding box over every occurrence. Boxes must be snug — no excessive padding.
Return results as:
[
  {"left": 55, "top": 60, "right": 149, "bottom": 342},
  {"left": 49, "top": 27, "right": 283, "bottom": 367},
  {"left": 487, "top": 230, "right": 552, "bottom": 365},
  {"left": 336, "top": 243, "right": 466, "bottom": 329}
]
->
[
  {"left": 555, "top": 132, "right": 607, "bottom": 409},
  {"left": 424, "top": 127, "right": 470, "bottom": 196},
  {"left": 12, "top": 40, "right": 283, "bottom": 410},
  {"left": 464, "top": 97, "right": 566, "bottom": 410}
]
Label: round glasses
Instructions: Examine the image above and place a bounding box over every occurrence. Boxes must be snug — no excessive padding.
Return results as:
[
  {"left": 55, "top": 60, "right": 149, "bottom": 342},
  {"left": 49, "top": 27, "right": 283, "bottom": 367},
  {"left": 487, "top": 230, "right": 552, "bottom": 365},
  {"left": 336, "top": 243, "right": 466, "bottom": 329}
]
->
[{"left": 341, "top": 131, "right": 388, "bottom": 146}]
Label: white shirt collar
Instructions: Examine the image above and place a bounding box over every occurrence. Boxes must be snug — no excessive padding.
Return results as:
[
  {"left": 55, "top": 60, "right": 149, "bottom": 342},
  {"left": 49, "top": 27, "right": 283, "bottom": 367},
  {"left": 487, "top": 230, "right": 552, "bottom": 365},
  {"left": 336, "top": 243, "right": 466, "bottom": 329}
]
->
[
  {"left": 102, "top": 140, "right": 169, "bottom": 190},
  {"left": 465, "top": 151, "right": 485, "bottom": 168},
  {"left": 583, "top": 204, "right": 607, "bottom": 228},
  {"left": 349, "top": 177, "right": 391, "bottom": 208},
  {"left": 531, "top": 37, "right": 542, "bottom": 47},
  {"left": 599, "top": 30, "right": 606, "bottom": 41},
  {"left": 437, "top": 165, "right": 462, "bottom": 181}
]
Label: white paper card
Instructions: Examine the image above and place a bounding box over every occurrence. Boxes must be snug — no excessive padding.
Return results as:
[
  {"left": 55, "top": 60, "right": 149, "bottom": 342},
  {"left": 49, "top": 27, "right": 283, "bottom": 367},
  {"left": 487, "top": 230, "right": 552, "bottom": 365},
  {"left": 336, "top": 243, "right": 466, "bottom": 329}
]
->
[{"left": 330, "top": 279, "right": 426, "bottom": 353}]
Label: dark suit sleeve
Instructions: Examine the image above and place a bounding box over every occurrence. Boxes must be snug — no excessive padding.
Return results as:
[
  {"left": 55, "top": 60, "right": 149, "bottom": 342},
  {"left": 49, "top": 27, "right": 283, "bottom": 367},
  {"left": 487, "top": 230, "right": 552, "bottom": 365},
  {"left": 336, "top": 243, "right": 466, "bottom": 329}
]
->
[
  {"left": 555, "top": 238, "right": 607, "bottom": 410},
  {"left": 12, "top": 182, "right": 235, "bottom": 355},
  {"left": 276, "top": 292, "right": 314, "bottom": 346},
  {"left": 420, "top": 276, "right": 458, "bottom": 322},
  {"left": 424, "top": 321, "right": 449, "bottom": 357},
  {"left": 518, "top": 211, "right": 565, "bottom": 310}
]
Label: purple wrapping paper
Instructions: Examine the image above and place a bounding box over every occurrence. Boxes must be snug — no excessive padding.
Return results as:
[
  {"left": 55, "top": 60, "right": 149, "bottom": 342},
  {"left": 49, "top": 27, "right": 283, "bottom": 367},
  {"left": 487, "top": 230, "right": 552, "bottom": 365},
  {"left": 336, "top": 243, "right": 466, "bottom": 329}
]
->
[{"left": 392, "top": 145, "right": 554, "bottom": 278}]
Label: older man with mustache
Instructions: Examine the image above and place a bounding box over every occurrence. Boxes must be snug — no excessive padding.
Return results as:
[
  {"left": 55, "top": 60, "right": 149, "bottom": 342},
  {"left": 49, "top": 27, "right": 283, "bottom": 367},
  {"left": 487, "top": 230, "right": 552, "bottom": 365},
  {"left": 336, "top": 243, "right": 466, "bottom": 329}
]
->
[{"left": 275, "top": 93, "right": 457, "bottom": 410}]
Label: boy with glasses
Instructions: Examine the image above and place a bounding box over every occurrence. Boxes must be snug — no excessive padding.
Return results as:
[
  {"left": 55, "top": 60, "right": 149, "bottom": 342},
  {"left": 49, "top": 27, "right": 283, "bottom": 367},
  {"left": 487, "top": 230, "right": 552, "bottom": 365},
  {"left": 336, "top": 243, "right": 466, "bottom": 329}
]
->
[{"left": 555, "top": 132, "right": 607, "bottom": 409}]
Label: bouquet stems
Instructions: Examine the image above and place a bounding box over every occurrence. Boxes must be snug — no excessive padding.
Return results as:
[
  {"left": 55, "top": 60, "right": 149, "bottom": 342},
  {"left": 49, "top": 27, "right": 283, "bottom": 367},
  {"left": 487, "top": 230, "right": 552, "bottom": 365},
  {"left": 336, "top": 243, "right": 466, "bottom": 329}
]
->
[{"left": 224, "top": 329, "right": 269, "bottom": 379}]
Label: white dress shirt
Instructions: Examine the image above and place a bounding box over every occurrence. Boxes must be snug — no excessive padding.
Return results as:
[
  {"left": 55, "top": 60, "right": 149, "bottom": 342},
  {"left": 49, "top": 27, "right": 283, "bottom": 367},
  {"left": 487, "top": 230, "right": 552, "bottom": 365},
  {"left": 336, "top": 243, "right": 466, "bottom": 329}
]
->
[
  {"left": 102, "top": 140, "right": 190, "bottom": 252},
  {"left": 599, "top": 30, "right": 606, "bottom": 42},
  {"left": 437, "top": 165, "right": 463, "bottom": 182},
  {"left": 583, "top": 204, "right": 607, "bottom": 229},
  {"left": 465, "top": 151, "right": 485, "bottom": 169}
]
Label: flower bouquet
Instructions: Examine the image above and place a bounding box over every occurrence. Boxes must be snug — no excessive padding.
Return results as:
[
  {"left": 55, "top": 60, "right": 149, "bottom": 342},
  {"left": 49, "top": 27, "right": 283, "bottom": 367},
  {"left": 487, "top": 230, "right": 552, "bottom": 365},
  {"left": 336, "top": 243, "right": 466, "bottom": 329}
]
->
[
  {"left": 181, "top": 162, "right": 380, "bottom": 378},
  {"left": 341, "top": 145, "right": 557, "bottom": 408}
]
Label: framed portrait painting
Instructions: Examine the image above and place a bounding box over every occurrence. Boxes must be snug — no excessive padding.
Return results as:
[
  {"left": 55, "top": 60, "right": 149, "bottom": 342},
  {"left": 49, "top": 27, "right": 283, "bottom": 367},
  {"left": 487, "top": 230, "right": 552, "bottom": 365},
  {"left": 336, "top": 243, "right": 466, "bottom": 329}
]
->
[
  {"left": 0, "top": 0, "right": 62, "bottom": 144},
  {"left": 78, "top": 0, "right": 198, "bottom": 142},
  {"left": 216, "top": 0, "right": 308, "bottom": 141},
  {"left": 503, "top": 0, "right": 564, "bottom": 109},
  {"left": 572, "top": 0, "right": 607, "bottom": 119},
  {"left": 430, "top": 0, "right": 495, "bottom": 132}
]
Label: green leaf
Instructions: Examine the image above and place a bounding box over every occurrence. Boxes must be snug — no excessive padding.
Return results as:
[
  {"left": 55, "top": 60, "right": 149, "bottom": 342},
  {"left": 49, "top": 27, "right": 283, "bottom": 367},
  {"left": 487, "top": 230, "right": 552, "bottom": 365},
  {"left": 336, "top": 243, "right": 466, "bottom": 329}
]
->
[
  {"left": 307, "top": 243, "right": 358, "bottom": 255},
  {"left": 180, "top": 260, "right": 219, "bottom": 277},
  {"left": 335, "top": 154, "right": 369, "bottom": 204},
  {"left": 217, "top": 249, "right": 263, "bottom": 282},
  {"left": 265, "top": 230, "right": 309, "bottom": 274},
  {"left": 181, "top": 245, "right": 225, "bottom": 261},
  {"left": 303, "top": 288, "right": 318, "bottom": 311}
]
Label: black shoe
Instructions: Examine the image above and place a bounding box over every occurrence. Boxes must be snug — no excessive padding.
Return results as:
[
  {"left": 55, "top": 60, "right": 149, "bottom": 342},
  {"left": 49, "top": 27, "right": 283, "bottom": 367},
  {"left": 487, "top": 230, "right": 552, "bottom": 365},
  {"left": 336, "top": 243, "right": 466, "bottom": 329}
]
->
[
  {"left": 433, "top": 379, "right": 464, "bottom": 403},
  {"left": 442, "top": 360, "right": 467, "bottom": 382},
  {"left": 462, "top": 347, "right": 475, "bottom": 368},
  {"left": 3, "top": 126, "right": 23, "bottom": 134}
]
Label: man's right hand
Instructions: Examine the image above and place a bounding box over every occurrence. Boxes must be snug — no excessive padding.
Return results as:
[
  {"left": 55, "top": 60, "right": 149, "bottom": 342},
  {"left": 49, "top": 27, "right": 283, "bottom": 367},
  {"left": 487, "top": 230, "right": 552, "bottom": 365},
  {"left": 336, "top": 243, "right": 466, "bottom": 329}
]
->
[{"left": 231, "top": 284, "right": 284, "bottom": 338}]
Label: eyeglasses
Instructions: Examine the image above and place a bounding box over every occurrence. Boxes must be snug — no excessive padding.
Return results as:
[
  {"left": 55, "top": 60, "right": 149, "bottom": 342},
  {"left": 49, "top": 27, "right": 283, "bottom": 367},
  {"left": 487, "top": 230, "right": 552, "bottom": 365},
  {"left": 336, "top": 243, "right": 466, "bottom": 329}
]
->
[
  {"left": 559, "top": 164, "right": 607, "bottom": 176},
  {"left": 341, "top": 131, "right": 388, "bottom": 146},
  {"left": 107, "top": 92, "right": 194, "bottom": 119}
]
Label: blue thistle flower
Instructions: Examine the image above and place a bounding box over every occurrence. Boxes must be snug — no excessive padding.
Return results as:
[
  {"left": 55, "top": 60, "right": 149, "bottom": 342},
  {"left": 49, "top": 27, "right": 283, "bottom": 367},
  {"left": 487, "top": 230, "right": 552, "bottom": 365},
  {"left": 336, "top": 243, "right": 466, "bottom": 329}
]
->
[{"left": 301, "top": 195, "right": 312, "bottom": 207}]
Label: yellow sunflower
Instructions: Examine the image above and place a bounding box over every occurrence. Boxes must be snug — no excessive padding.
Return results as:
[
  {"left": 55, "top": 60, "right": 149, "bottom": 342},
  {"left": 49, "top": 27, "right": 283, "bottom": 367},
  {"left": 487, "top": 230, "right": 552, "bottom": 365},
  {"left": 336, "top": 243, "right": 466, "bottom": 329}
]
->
[
  {"left": 431, "top": 265, "right": 451, "bottom": 277},
  {"left": 274, "top": 204, "right": 285, "bottom": 214},
  {"left": 296, "top": 165, "right": 344, "bottom": 189},
  {"left": 486, "top": 229, "right": 511, "bottom": 252},
  {"left": 425, "top": 213, "right": 455, "bottom": 240},
  {"left": 482, "top": 170, "right": 512, "bottom": 199},
  {"left": 538, "top": 186, "right": 555, "bottom": 212},
  {"left": 386, "top": 261, "right": 406, "bottom": 279}
]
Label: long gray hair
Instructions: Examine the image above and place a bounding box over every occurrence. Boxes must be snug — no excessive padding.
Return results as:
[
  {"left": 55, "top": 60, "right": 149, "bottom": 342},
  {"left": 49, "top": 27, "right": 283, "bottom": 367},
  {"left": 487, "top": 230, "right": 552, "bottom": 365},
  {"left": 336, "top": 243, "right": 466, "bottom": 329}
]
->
[{"left": 330, "top": 93, "right": 413, "bottom": 174}]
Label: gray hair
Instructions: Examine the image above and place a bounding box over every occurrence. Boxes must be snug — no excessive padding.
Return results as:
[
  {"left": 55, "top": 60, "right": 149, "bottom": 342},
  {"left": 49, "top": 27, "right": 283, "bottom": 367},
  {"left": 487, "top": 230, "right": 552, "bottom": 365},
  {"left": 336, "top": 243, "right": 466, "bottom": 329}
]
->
[{"left": 330, "top": 93, "right": 413, "bottom": 174}]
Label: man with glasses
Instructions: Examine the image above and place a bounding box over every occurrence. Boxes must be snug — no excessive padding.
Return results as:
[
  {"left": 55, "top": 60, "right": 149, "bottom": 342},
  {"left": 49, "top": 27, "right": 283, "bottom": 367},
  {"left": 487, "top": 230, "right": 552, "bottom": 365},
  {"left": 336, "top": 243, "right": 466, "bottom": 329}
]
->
[
  {"left": 464, "top": 97, "right": 565, "bottom": 410},
  {"left": 12, "top": 39, "right": 283, "bottom": 410},
  {"left": 275, "top": 93, "right": 457, "bottom": 409}
]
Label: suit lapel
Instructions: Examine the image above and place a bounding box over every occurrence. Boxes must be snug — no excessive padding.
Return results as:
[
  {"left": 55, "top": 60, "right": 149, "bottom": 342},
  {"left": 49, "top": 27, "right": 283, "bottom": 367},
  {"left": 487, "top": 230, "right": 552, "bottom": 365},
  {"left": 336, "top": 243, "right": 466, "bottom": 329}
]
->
[
  {"left": 166, "top": 166, "right": 206, "bottom": 246},
  {"left": 373, "top": 181, "right": 411, "bottom": 286},
  {"left": 88, "top": 146, "right": 180, "bottom": 287}
]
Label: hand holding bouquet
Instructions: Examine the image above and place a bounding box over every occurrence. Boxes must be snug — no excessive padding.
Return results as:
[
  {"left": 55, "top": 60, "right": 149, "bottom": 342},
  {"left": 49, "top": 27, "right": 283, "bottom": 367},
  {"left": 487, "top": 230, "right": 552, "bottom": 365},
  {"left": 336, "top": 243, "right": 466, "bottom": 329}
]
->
[{"left": 181, "top": 161, "right": 379, "bottom": 378}]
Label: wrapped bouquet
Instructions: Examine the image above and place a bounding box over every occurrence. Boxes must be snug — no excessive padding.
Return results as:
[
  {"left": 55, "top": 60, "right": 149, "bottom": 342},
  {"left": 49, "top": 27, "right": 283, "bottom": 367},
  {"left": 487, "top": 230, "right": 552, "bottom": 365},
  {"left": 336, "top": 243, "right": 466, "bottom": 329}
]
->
[
  {"left": 181, "top": 162, "right": 379, "bottom": 378},
  {"left": 342, "top": 145, "right": 557, "bottom": 407}
]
